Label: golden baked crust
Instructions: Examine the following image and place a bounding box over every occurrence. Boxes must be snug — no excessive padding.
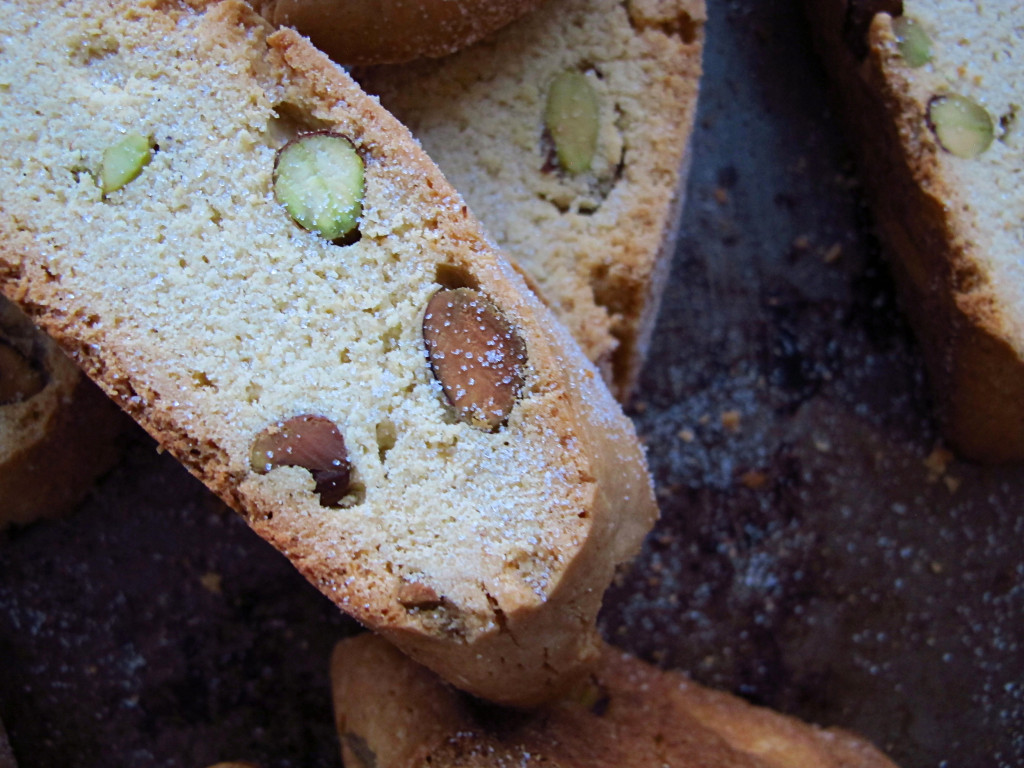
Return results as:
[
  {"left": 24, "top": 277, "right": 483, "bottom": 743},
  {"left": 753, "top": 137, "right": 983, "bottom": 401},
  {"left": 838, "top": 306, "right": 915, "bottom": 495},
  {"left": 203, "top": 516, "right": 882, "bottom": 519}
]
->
[
  {"left": 0, "top": 0, "right": 656, "bottom": 706},
  {"left": 257, "top": 0, "right": 546, "bottom": 66},
  {"left": 0, "top": 297, "right": 126, "bottom": 528},
  {"left": 803, "top": 1, "right": 1024, "bottom": 462},
  {"left": 331, "top": 634, "right": 900, "bottom": 768},
  {"left": 356, "top": 0, "right": 705, "bottom": 399}
]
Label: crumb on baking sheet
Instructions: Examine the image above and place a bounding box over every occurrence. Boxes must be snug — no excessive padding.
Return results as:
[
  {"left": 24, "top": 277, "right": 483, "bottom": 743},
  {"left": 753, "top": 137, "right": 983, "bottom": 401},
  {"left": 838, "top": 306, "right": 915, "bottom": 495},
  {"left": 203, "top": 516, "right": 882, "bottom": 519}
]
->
[{"left": 720, "top": 410, "right": 741, "bottom": 432}]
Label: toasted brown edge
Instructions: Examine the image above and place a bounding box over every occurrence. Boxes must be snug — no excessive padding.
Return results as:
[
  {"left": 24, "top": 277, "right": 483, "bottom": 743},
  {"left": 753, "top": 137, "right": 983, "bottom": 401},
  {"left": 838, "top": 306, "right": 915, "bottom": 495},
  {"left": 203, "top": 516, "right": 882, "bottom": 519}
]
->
[
  {"left": 802, "top": 0, "right": 1024, "bottom": 462},
  {"left": 258, "top": 0, "right": 547, "bottom": 66}
]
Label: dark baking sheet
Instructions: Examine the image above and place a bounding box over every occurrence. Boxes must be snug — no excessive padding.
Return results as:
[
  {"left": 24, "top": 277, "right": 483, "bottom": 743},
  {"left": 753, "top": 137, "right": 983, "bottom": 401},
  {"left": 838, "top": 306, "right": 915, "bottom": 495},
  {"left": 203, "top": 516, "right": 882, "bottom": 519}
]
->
[{"left": 1, "top": 2, "right": 1022, "bottom": 767}]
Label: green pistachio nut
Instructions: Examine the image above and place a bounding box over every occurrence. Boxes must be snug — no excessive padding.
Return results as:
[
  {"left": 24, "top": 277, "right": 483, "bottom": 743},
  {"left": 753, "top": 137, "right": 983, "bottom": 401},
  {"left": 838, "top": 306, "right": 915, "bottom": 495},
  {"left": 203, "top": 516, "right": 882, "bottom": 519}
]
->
[
  {"left": 273, "top": 132, "right": 364, "bottom": 242},
  {"left": 893, "top": 16, "right": 932, "bottom": 68},
  {"left": 100, "top": 132, "right": 154, "bottom": 195},
  {"left": 928, "top": 94, "right": 994, "bottom": 158},
  {"left": 545, "top": 70, "right": 600, "bottom": 174}
]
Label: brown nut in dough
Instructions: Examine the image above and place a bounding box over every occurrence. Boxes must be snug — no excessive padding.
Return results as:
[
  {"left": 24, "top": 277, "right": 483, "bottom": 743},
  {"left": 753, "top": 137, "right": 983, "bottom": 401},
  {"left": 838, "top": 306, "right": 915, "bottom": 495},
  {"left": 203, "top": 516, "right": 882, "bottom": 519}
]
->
[
  {"left": 258, "top": 0, "right": 545, "bottom": 66},
  {"left": 422, "top": 287, "right": 527, "bottom": 431}
]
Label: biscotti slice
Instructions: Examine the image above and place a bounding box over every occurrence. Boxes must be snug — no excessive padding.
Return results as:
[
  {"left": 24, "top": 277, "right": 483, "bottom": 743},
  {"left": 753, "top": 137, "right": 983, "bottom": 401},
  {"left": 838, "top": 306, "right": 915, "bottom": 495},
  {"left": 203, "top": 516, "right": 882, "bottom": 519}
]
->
[
  {"left": 803, "top": 1, "right": 1024, "bottom": 462},
  {"left": 0, "top": 0, "right": 657, "bottom": 706},
  {"left": 256, "top": 0, "right": 546, "bottom": 66},
  {"left": 355, "top": 0, "right": 705, "bottom": 400},
  {"left": 0, "top": 296, "right": 127, "bottom": 528},
  {"left": 331, "top": 633, "right": 901, "bottom": 768}
]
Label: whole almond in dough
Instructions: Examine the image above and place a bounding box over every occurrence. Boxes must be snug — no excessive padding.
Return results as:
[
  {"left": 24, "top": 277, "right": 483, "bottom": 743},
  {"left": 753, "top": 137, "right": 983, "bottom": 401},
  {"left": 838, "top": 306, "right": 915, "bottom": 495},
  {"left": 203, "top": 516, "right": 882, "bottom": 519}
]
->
[
  {"left": 250, "top": 414, "right": 351, "bottom": 506},
  {"left": 422, "top": 287, "right": 527, "bottom": 430}
]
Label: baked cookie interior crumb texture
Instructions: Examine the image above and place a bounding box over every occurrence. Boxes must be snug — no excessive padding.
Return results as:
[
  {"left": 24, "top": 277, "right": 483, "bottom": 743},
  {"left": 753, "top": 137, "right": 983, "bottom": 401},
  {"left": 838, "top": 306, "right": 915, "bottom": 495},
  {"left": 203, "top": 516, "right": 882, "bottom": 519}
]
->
[
  {"left": 356, "top": 0, "right": 706, "bottom": 399},
  {"left": 0, "top": 0, "right": 656, "bottom": 706}
]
